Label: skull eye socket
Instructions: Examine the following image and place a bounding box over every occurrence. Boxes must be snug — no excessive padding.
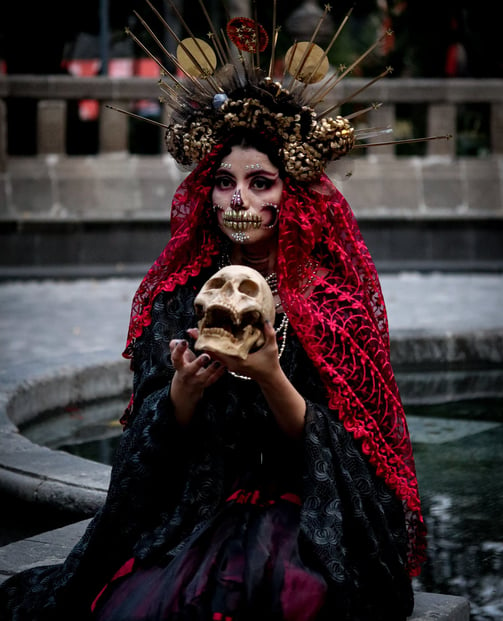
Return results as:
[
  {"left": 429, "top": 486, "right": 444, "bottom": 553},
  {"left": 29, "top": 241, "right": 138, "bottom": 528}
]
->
[
  {"left": 239, "top": 279, "right": 259, "bottom": 297},
  {"left": 206, "top": 277, "right": 226, "bottom": 289}
]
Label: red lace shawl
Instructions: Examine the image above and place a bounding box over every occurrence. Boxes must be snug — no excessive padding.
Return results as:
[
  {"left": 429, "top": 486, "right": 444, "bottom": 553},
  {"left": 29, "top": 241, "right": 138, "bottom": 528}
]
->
[{"left": 123, "top": 147, "right": 426, "bottom": 577}]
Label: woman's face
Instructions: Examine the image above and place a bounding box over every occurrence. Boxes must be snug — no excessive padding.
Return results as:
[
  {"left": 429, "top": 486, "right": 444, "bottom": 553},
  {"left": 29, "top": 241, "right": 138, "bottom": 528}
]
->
[{"left": 212, "top": 146, "right": 283, "bottom": 246}]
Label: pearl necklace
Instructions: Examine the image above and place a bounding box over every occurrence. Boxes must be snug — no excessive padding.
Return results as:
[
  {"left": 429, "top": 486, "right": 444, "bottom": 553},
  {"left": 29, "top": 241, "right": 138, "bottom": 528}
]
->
[{"left": 264, "top": 271, "right": 289, "bottom": 357}]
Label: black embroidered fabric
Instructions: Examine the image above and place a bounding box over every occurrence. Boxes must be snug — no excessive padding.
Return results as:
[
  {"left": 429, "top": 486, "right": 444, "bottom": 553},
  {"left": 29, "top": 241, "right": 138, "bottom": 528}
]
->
[
  {"left": 124, "top": 162, "right": 426, "bottom": 577},
  {"left": 0, "top": 271, "right": 413, "bottom": 621}
]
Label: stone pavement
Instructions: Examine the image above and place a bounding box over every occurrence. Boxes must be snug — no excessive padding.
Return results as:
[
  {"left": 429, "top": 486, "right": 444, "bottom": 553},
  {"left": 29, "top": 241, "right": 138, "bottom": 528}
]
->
[
  {"left": 1, "top": 272, "right": 502, "bottom": 380},
  {"left": 0, "top": 271, "right": 502, "bottom": 620}
]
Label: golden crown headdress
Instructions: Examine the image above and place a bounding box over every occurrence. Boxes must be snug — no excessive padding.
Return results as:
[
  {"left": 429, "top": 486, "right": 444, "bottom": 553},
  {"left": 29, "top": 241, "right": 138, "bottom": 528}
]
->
[{"left": 113, "top": 1, "right": 449, "bottom": 183}]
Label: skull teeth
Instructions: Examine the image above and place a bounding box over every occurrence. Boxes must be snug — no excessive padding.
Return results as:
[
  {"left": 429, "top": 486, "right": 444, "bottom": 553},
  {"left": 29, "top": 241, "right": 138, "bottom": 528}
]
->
[
  {"left": 222, "top": 210, "right": 262, "bottom": 231},
  {"left": 201, "top": 327, "right": 240, "bottom": 343},
  {"left": 200, "top": 305, "right": 262, "bottom": 333},
  {"left": 200, "top": 324, "right": 259, "bottom": 344}
]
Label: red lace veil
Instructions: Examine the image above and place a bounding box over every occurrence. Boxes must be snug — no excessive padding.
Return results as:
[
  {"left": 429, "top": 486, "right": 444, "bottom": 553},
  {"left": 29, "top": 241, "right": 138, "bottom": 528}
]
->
[{"left": 123, "top": 145, "right": 426, "bottom": 577}]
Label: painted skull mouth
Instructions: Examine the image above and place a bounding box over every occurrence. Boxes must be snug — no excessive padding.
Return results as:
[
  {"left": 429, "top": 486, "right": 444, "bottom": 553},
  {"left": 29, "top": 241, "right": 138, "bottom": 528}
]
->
[
  {"left": 222, "top": 210, "right": 262, "bottom": 231},
  {"left": 197, "top": 304, "right": 263, "bottom": 344}
]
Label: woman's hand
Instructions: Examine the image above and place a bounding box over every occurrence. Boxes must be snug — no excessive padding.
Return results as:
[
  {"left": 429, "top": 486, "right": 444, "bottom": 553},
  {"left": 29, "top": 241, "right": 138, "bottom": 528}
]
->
[
  {"left": 194, "top": 320, "right": 280, "bottom": 383},
  {"left": 169, "top": 339, "right": 225, "bottom": 425},
  {"left": 191, "top": 322, "right": 306, "bottom": 438}
]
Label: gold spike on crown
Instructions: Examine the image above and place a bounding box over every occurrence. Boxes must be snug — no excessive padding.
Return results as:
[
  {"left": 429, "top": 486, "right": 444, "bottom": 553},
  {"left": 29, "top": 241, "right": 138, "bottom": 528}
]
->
[{"left": 112, "top": 0, "right": 450, "bottom": 183}]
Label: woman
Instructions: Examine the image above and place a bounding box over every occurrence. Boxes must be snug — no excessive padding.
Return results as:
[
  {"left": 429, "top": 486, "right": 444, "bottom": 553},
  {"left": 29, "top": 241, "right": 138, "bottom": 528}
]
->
[
  {"left": 0, "top": 131, "right": 422, "bottom": 621},
  {"left": 0, "top": 10, "right": 427, "bottom": 621}
]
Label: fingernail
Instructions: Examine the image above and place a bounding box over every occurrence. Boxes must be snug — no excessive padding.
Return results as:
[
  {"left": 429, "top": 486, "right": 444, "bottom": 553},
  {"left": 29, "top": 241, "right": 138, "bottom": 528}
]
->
[
  {"left": 178, "top": 339, "right": 187, "bottom": 348},
  {"left": 201, "top": 354, "right": 211, "bottom": 365}
]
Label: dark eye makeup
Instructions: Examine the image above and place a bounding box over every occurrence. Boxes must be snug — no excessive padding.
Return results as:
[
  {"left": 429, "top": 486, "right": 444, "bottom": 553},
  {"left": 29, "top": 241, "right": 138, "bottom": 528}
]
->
[
  {"left": 214, "top": 173, "right": 277, "bottom": 191},
  {"left": 214, "top": 175, "right": 234, "bottom": 190},
  {"left": 251, "top": 176, "right": 275, "bottom": 190}
]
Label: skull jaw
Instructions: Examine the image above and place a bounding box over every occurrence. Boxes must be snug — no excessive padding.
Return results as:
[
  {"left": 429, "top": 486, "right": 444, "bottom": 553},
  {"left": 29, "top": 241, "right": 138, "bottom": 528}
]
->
[{"left": 195, "top": 324, "right": 265, "bottom": 360}]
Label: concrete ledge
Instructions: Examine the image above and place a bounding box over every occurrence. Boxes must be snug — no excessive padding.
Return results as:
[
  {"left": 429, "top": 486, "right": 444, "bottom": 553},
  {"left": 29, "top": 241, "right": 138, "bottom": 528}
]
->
[
  {"left": 0, "top": 519, "right": 93, "bottom": 582},
  {"left": 0, "top": 216, "right": 502, "bottom": 273},
  {"left": 0, "top": 519, "right": 470, "bottom": 619},
  {"left": 1, "top": 155, "right": 502, "bottom": 271},
  {"left": 0, "top": 360, "right": 128, "bottom": 516},
  {"left": 411, "top": 591, "right": 470, "bottom": 620},
  {"left": 0, "top": 431, "right": 109, "bottom": 515},
  {"left": 392, "top": 330, "right": 503, "bottom": 368},
  {"left": 4, "top": 357, "right": 130, "bottom": 428},
  {"left": 1, "top": 155, "right": 501, "bottom": 221}
]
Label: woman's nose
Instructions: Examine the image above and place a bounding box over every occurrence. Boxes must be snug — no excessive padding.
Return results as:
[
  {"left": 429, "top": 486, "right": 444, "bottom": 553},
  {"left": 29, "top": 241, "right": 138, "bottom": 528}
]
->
[{"left": 230, "top": 188, "right": 246, "bottom": 210}]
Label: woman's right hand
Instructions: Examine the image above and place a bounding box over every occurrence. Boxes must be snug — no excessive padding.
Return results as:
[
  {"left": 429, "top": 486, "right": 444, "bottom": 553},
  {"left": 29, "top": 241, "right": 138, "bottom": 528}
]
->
[{"left": 169, "top": 339, "right": 225, "bottom": 425}]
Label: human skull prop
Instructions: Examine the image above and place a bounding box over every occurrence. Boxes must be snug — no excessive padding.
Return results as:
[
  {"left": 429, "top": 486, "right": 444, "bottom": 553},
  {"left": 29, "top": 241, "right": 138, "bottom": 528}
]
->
[{"left": 194, "top": 265, "right": 275, "bottom": 359}]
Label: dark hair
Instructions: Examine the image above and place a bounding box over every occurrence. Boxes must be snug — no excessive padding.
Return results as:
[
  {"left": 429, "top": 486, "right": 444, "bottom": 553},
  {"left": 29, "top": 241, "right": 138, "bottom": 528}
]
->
[{"left": 217, "top": 129, "right": 285, "bottom": 176}]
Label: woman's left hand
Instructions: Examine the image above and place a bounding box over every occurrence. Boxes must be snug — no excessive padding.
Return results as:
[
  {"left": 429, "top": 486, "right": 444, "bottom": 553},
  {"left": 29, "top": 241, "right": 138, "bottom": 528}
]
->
[
  {"left": 188, "top": 322, "right": 305, "bottom": 437},
  {"left": 188, "top": 321, "right": 281, "bottom": 382}
]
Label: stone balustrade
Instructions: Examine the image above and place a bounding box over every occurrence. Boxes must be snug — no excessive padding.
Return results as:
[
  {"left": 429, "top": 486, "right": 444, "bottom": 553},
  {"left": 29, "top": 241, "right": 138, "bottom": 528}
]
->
[{"left": 0, "top": 76, "right": 502, "bottom": 272}]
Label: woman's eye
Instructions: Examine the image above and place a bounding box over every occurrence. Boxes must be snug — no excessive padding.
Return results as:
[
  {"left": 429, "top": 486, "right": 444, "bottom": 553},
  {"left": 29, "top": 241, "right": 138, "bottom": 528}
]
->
[
  {"left": 215, "top": 176, "right": 234, "bottom": 190},
  {"left": 252, "top": 177, "right": 273, "bottom": 190}
]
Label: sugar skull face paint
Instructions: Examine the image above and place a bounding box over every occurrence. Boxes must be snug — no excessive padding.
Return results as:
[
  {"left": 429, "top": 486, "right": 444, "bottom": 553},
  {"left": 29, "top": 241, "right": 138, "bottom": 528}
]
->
[{"left": 212, "top": 146, "right": 283, "bottom": 246}]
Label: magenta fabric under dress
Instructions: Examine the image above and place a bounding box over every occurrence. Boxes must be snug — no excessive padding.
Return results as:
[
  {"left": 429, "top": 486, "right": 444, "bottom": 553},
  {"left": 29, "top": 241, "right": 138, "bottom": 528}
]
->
[{"left": 91, "top": 490, "right": 327, "bottom": 621}]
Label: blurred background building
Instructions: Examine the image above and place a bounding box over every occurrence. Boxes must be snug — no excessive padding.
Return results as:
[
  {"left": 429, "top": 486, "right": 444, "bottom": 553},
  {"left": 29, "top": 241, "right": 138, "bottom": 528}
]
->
[
  {"left": 1, "top": 0, "right": 500, "bottom": 156},
  {"left": 0, "top": 0, "right": 501, "bottom": 273}
]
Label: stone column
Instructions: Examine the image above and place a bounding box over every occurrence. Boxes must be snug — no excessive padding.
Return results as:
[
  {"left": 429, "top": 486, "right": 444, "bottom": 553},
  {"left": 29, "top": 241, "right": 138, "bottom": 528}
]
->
[
  {"left": 38, "top": 100, "right": 66, "bottom": 154},
  {"left": 0, "top": 100, "right": 6, "bottom": 172},
  {"left": 491, "top": 103, "right": 503, "bottom": 154},
  {"left": 427, "top": 103, "right": 456, "bottom": 157}
]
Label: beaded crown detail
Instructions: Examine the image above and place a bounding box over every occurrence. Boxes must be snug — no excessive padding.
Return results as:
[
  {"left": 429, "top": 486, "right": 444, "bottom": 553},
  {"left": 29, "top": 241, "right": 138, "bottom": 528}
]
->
[{"left": 120, "top": 1, "right": 448, "bottom": 183}]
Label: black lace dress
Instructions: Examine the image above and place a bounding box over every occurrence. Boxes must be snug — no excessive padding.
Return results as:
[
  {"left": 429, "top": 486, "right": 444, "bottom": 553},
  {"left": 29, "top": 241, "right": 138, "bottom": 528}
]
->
[{"left": 0, "top": 275, "right": 413, "bottom": 621}]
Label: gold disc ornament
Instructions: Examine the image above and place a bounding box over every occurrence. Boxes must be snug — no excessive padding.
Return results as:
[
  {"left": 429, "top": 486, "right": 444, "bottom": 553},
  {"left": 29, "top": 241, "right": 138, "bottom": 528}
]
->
[
  {"left": 285, "top": 42, "right": 329, "bottom": 84},
  {"left": 176, "top": 38, "right": 217, "bottom": 78}
]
